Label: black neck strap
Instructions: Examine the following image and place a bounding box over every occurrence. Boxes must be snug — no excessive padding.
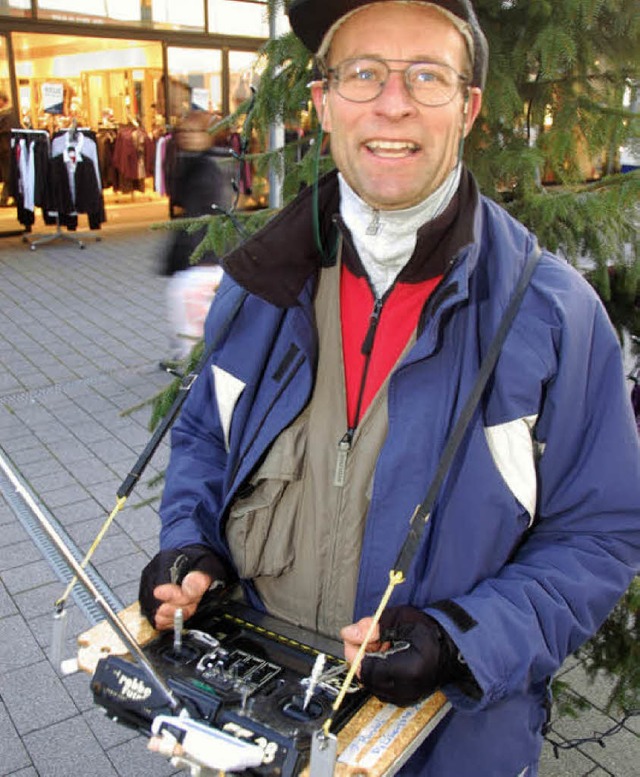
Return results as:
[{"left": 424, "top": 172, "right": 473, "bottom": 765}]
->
[{"left": 394, "top": 241, "right": 542, "bottom": 577}]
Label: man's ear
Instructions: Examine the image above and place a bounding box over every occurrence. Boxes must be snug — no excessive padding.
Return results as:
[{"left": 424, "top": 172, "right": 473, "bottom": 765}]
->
[
  {"left": 463, "top": 87, "right": 482, "bottom": 137},
  {"left": 310, "top": 82, "right": 331, "bottom": 131}
]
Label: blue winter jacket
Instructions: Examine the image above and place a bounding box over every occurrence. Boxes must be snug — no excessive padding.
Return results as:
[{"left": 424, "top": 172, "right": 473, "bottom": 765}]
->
[{"left": 158, "top": 170, "right": 640, "bottom": 776}]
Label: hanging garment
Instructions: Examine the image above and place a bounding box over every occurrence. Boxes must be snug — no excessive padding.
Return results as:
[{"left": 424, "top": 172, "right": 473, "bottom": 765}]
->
[
  {"left": 9, "top": 129, "right": 50, "bottom": 228},
  {"left": 112, "top": 125, "right": 155, "bottom": 193},
  {"left": 48, "top": 130, "right": 106, "bottom": 230}
]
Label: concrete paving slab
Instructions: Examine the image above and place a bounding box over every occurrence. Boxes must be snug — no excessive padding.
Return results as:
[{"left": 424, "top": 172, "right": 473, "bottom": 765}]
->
[
  {"left": 551, "top": 706, "right": 639, "bottom": 777},
  {"left": 83, "top": 707, "right": 139, "bottom": 750},
  {"left": 0, "top": 539, "right": 44, "bottom": 572},
  {"left": 22, "top": 717, "right": 119, "bottom": 777},
  {"left": 61, "top": 671, "right": 96, "bottom": 714},
  {"left": 97, "top": 550, "right": 152, "bottom": 590},
  {"left": 0, "top": 520, "right": 29, "bottom": 547},
  {"left": 0, "top": 660, "right": 78, "bottom": 735},
  {"left": 0, "top": 579, "right": 18, "bottom": 618},
  {"left": 0, "top": 614, "right": 46, "bottom": 673},
  {"left": 6, "top": 769, "right": 39, "bottom": 777},
  {"left": 558, "top": 664, "right": 626, "bottom": 719},
  {"left": 44, "top": 438, "right": 95, "bottom": 467},
  {"left": 86, "top": 438, "right": 141, "bottom": 466},
  {"left": 538, "top": 739, "right": 601, "bottom": 777},
  {"left": 28, "top": 469, "right": 80, "bottom": 495},
  {"left": 115, "top": 506, "right": 162, "bottom": 543},
  {"left": 0, "top": 700, "right": 32, "bottom": 774},
  {"left": 113, "top": 579, "right": 144, "bottom": 608},
  {"left": 13, "top": 582, "right": 73, "bottom": 619},
  {"left": 105, "top": 734, "right": 185, "bottom": 777},
  {"left": 137, "top": 535, "right": 161, "bottom": 560},
  {"left": 7, "top": 444, "right": 57, "bottom": 468},
  {"left": 14, "top": 456, "right": 69, "bottom": 481},
  {"left": 0, "top": 374, "right": 24, "bottom": 394},
  {"left": 86, "top": 532, "right": 141, "bottom": 566},
  {"left": 1, "top": 559, "right": 58, "bottom": 595},
  {"left": 41, "top": 483, "right": 101, "bottom": 512},
  {"left": 0, "top": 431, "right": 40, "bottom": 454},
  {"left": 63, "top": 515, "right": 124, "bottom": 546},
  {"left": 0, "top": 495, "right": 15, "bottom": 527},
  {"left": 52, "top": 497, "right": 105, "bottom": 527}
]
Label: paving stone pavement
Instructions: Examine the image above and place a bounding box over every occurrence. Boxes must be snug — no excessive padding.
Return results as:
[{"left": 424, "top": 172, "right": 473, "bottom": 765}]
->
[{"left": 0, "top": 225, "right": 637, "bottom": 776}]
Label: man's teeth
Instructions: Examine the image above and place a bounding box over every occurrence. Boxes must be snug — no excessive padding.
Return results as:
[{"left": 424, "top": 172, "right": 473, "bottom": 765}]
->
[{"left": 366, "top": 141, "right": 418, "bottom": 155}]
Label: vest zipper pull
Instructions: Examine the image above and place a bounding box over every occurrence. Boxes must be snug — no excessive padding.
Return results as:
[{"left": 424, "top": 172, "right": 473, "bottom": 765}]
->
[
  {"left": 334, "top": 429, "right": 354, "bottom": 487},
  {"left": 361, "top": 298, "right": 383, "bottom": 356}
]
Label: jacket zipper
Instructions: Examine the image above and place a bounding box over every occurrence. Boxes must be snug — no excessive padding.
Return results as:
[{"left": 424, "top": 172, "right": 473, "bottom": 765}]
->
[{"left": 334, "top": 296, "right": 384, "bottom": 487}]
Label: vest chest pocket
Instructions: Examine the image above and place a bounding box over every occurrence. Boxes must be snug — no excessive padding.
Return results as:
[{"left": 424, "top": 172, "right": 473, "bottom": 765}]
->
[{"left": 227, "top": 410, "right": 308, "bottom": 579}]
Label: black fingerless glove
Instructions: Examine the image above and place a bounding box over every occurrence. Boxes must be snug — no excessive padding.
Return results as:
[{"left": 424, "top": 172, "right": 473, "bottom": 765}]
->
[
  {"left": 138, "top": 544, "right": 228, "bottom": 626},
  {"left": 360, "top": 605, "right": 477, "bottom": 707}
]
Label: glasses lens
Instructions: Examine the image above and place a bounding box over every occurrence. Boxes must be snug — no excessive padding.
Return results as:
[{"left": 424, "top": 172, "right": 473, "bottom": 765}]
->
[
  {"left": 407, "top": 62, "right": 459, "bottom": 106},
  {"left": 333, "top": 58, "right": 388, "bottom": 102}
]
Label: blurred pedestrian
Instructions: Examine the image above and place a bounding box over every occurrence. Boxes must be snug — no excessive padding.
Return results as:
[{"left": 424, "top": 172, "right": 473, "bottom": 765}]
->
[{"left": 160, "top": 110, "right": 235, "bottom": 363}]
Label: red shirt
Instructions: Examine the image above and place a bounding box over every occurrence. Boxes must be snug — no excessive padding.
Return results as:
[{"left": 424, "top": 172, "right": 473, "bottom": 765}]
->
[{"left": 340, "top": 264, "right": 442, "bottom": 428}]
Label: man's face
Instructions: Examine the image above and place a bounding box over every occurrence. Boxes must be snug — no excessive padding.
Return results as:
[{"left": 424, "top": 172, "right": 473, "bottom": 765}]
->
[{"left": 312, "top": 3, "right": 482, "bottom": 210}]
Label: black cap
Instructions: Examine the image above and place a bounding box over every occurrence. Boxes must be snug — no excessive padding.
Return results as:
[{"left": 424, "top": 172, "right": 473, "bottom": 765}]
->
[{"left": 287, "top": 0, "right": 488, "bottom": 89}]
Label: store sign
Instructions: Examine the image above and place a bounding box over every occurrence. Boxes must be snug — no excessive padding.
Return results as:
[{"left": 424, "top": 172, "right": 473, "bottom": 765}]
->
[
  {"left": 191, "top": 88, "right": 210, "bottom": 112},
  {"left": 42, "top": 83, "right": 64, "bottom": 115}
]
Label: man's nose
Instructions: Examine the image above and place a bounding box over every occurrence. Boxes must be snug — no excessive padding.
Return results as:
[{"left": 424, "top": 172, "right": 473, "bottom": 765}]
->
[{"left": 374, "top": 71, "right": 417, "bottom": 116}]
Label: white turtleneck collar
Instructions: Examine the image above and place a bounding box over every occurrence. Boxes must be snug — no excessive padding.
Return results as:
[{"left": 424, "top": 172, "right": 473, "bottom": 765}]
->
[{"left": 339, "top": 164, "right": 461, "bottom": 298}]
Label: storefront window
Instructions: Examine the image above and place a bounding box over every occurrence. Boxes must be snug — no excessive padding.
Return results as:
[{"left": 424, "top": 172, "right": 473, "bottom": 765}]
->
[
  {"left": 165, "top": 46, "right": 222, "bottom": 126},
  {"left": 0, "top": 0, "right": 32, "bottom": 18},
  {"left": 208, "top": 0, "right": 270, "bottom": 38},
  {"left": 35, "top": 0, "right": 137, "bottom": 24},
  {"left": 151, "top": 1, "right": 205, "bottom": 30},
  {"left": 12, "top": 32, "right": 163, "bottom": 132},
  {"left": 229, "top": 49, "right": 262, "bottom": 112},
  {"left": 35, "top": 0, "right": 205, "bottom": 30}
]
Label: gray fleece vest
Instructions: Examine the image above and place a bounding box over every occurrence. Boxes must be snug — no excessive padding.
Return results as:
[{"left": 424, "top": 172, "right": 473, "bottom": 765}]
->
[{"left": 227, "top": 254, "right": 409, "bottom": 638}]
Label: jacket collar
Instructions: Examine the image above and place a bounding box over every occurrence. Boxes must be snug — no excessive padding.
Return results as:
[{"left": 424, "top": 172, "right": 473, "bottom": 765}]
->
[
  {"left": 222, "top": 169, "right": 339, "bottom": 307},
  {"left": 222, "top": 167, "right": 481, "bottom": 308}
]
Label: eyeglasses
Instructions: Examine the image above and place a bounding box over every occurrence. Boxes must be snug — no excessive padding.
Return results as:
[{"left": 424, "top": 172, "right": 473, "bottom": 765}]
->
[{"left": 326, "top": 57, "right": 468, "bottom": 107}]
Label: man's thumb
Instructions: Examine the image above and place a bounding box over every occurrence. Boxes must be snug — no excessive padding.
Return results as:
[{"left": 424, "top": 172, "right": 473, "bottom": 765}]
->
[{"left": 181, "top": 570, "right": 212, "bottom": 600}]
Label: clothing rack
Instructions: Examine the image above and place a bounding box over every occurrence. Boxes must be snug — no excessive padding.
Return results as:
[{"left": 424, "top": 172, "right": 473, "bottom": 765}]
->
[
  {"left": 19, "top": 123, "right": 104, "bottom": 250},
  {"left": 23, "top": 213, "right": 100, "bottom": 250}
]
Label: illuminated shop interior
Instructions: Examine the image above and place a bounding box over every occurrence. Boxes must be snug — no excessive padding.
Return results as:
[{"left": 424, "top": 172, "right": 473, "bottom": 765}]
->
[{"left": 0, "top": 1, "right": 277, "bottom": 215}]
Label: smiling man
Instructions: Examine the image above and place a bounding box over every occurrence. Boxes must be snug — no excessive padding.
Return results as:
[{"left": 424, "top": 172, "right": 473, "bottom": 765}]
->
[
  {"left": 310, "top": 2, "right": 482, "bottom": 210},
  {"left": 139, "top": 2, "right": 640, "bottom": 775}
]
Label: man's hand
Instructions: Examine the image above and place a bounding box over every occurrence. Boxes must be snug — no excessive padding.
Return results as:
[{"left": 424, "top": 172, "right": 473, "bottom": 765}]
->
[
  {"left": 152, "top": 570, "right": 212, "bottom": 631},
  {"left": 341, "top": 605, "right": 459, "bottom": 706},
  {"left": 138, "top": 544, "right": 228, "bottom": 630},
  {"left": 341, "top": 617, "right": 389, "bottom": 676}
]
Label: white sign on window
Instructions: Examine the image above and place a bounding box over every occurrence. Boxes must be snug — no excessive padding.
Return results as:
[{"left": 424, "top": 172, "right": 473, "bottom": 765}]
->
[
  {"left": 191, "top": 88, "right": 210, "bottom": 111},
  {"left": 42, "top": 83, "right": 64, "bottom": 114}
]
